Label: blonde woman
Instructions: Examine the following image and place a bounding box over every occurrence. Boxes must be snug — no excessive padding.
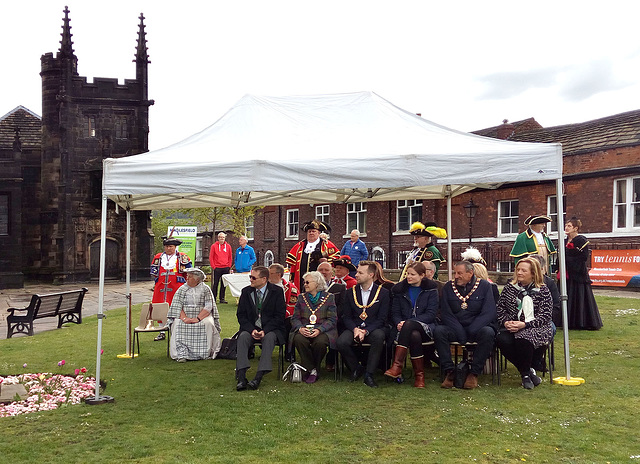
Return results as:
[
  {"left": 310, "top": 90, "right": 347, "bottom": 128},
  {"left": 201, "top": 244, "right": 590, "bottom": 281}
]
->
[{"left": 496, "top": 257, "right": 553, "bottom": 389}]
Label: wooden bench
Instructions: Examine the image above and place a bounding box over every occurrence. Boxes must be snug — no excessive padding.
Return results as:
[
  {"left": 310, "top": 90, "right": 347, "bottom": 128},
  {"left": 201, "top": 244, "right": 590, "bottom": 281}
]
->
[{"left": 6, "top": 288, "right": 88, "bottom": 338}]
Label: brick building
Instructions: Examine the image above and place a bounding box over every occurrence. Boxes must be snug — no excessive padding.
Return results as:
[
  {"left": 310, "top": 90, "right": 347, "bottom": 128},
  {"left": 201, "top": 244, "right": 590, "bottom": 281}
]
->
[
  {"left": 0, "top": 7, "right": 153, "bottom": 288},
  {"left": 247, "top": 111, "right": 640, "bottom": 275}
]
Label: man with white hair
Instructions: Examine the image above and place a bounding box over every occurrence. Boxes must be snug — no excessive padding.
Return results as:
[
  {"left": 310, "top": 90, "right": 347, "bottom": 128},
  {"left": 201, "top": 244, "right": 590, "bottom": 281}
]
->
[
  {"left": 340, "top": 229, "right": 368, "bottom": 276},
  {"left": 209, "top": 232, "right": 233, "bottom": 304},
  {"left": 168, "top": 267, "right": 222, "bottom": 362},
  {"left": 234, "top": 235, "right": 256, "bottom": 273}
]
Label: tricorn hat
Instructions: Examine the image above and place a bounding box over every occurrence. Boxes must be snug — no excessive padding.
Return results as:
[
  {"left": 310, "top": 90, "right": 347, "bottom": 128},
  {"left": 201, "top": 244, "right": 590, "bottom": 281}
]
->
[
  {"left": 524, "top": 215, "right": 551, "bottom": 226},
  {"left": 332, "top": 255, "right": 356, "bottom": 272},
  {"left": 461, "top": 247, "right": 487, "bottom": 266},
  {"left": 302, "top": 220, "right": 331, "bottom": 233},
  {"left": 409, "top": 221, "right": 448, "bottom": 239},
  {"left": 162, "top": 236, "right": 183, "bottom": 246},
  {"left": 185, "top": 267, "right": 206, "bottom": 280}
]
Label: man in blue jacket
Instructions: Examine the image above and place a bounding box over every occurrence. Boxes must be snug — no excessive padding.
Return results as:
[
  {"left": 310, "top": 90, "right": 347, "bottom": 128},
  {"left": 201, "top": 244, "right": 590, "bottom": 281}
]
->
[
  {"left": 340, "top": 230, "right": 368, "bottom": 276},
  {"left": 234, "top": 235, "right": 256, "bottom": 273},
  {"left": 434, "top": 261, "right": 497, "bottom": 390}
]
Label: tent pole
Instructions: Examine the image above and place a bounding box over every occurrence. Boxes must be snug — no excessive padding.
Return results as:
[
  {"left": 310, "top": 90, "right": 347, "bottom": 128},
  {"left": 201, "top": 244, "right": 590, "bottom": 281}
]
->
[
  {"left": 446, "top": 186, "right": 453, "bottom": 280},
  {"left": 116, "top": 208, "right": 132, "bottom": 358},
  {"left": 553, "top": 178, "right": 584, "bottom": 386},
  {"left": 85, "top": 195, "right": 115, "bottom": 404}
]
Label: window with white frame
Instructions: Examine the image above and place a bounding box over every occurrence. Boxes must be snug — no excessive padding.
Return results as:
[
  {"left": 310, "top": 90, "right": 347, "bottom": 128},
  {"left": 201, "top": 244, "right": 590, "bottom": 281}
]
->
[
  {"left": 614, "top": 176, "right": 640, "bottom": 230},
  {"left": 498, "top": 200, "right": 519, "bottom": 235},
  {"left": 547, "top": 195, "right": 567, "bottom": 233},
  {"left": 371, "top": 246, "right": 386, "bottom": 268},
  {"left": 397, "top": 200, "right": 422, "bottom": 231},
  {"left": 245, "top": 216, "right": 254, "bottom": 239},
  {"left": 315, "top": 205, "right": 330, "bottom": 226},
  {"left": 497, "top": 261, "right": 515, "bottom": 273},
  {"left": 347, "top": 202, "right": 367, "bottom": 234},
  {"left": 286, "top": 209, "right": 299, "bottom": 238},
  {"left": 264, "top": 250, "right": 274, "bottom": 267}
]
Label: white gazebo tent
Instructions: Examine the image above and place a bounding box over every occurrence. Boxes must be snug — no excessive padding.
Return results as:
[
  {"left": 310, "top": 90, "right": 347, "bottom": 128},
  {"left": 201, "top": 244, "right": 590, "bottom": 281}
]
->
[{"left": 88, "top": 92, "right": 576, "bottom": 402}]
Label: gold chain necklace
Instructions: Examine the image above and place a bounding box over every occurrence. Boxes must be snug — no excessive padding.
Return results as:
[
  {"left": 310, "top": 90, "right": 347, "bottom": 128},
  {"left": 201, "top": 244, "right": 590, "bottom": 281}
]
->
[
  {"left": 301, "top": 292, "right": 330, "bottom": 324},
  {"left": 451, "top": 278, "right": 481, "bottom": 310},
  {"left": 351, "top": 285, "right": 382, "bottom": 321}
]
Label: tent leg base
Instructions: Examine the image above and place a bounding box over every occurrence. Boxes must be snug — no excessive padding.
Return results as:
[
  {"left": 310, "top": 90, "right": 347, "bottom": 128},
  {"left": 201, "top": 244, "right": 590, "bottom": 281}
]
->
[
  {"left": 552, "top": 376, "right": 585, "bottom": 386},
  {"left": 84, "top": 395, "right": 115, "bottom": 405}
]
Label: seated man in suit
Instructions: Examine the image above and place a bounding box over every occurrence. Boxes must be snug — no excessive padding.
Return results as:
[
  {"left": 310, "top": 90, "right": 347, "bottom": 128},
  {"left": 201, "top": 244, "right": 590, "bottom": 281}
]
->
[
  {"left": 336, "top": 260, "right": 390, "bottom": 388},
  {"left": 236, "top": 266, "right": 286, "bottom": 391},
  {"left": 434, "top": 261, "right": 497, "bottom": 390}
]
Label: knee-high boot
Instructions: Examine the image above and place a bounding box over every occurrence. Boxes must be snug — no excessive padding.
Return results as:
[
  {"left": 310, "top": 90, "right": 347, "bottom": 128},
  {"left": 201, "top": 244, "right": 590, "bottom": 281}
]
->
[
  {"left": 384, "top": 345, "right": 407, "bottom": 379},
  {"left": 411, "top": 356, "right": 425, "bottom": 388}
]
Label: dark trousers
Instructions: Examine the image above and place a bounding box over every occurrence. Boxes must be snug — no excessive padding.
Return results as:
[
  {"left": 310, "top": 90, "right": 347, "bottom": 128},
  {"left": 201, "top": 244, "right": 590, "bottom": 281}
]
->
[
  {"left": 496, "top": 331, "right": 547, "bottom": 375},
  {"left": 336, "top": 328, "right": 385, "bottom": 374},
  {"left": 236, "top": 330, "right": 278, "bottom": 373},
  {"left": 433, "top": 325, "right": 495, "bottom": 375},
  {"left": 212, "top": 267, "right": 230, "bottom": 301},
  {"left": 397, "top": 320, "right": 432, "bottom": 357},
  {"left": 293, "top": 332, "right": 330, "bottom": 373}
]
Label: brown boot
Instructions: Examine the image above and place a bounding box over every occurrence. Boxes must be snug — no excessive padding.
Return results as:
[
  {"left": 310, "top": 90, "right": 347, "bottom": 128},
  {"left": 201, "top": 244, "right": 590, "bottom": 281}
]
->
[
  {"left": 411, "top": 356, "right": 425, "bottom": 388},
  {"left": 384, "top": 345, "right": 408, "bottom": 379},
  {"left": 463, "top": 373, "right": 478, "bottom": 389},
  {"left": 441, "top": 370, "right": 455, "bottom": 389}
]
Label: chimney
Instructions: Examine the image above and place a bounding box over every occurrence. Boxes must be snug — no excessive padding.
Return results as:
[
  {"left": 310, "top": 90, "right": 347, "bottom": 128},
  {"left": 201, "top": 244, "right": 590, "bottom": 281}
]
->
[{"left": 496, "top": 119, "right": 515, "bottom": 140}]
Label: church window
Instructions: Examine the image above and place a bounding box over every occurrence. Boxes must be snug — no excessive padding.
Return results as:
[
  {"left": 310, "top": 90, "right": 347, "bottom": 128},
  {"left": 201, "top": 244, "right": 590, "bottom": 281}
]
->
[{"left": 84, "top": 116, "right": 96, "bottom": 137}]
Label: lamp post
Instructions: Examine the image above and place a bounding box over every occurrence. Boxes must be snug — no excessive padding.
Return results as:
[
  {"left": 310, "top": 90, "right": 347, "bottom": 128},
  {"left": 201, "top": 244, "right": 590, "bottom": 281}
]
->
[{"left": 463, "top": 198, "right": 479, "bottom": 245}]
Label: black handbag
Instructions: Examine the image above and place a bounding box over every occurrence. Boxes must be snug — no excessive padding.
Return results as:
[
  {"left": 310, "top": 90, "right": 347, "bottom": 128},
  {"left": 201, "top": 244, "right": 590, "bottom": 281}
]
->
[
  {"left": 217, "top": 331, "right": 239, "bottom": 360},
  {"left": 454, "top": 360, "right": 471, "bottom": 389}
]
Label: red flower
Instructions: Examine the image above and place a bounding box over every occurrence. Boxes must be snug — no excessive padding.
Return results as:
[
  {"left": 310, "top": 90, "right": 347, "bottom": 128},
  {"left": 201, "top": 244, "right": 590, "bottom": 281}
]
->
[
  {"left": 80, "top": 367, "right": 87, "bottom": 373},
  {"left": 567, "top": 242, "right": 575, "bottom": 249}
]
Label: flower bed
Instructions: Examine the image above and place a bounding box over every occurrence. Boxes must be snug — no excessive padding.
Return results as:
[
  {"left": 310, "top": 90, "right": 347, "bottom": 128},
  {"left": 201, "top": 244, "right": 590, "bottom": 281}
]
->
[{"left": 0, "top": 372, "right": 96, "bottom": 417}]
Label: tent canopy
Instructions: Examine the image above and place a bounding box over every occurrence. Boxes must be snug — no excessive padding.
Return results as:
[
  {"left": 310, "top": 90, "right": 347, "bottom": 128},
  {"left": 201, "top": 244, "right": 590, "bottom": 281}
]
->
[{"left": 103, "top": 91, "right": 562, "bottom": 210}]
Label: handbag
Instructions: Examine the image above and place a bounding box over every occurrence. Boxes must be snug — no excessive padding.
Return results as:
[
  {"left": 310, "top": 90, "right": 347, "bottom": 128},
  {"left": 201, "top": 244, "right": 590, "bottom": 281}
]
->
[
  {"left": 217, "top": 331, "right": 239, "bottom": 360},
  {"left": 454, "top": 360, "right": 471, "bottom": 389},
  {"left": 282, "top": 362, "right": 307, "bottom": 383}
]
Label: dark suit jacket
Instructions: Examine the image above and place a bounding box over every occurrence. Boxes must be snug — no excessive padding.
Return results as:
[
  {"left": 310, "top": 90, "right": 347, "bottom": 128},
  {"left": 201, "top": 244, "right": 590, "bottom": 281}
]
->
[
  {"left": 342, "top": 283, "right": 390, "bottom": 334},
  {"left": 237, "top": 281, "right": 286, "bottom": 344}
]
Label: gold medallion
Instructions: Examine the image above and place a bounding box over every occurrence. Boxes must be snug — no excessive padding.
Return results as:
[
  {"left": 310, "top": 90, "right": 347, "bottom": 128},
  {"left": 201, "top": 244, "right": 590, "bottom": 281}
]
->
[
  {"left": 461, "top": 302, "right": 468, "bottom": 310},
  {"left": 309, "top": 314, "right": 317, "bottom": 324},
  {"left": 359, "top": 311, "right": 368, "bottom": 321}
]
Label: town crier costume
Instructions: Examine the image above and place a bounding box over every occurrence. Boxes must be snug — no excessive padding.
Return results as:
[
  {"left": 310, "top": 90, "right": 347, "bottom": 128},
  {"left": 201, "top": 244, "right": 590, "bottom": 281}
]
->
[
  {"left": 510, "top": 215, "right": 556, "bottom": 274},
  {"left": 286, "top": 220, "right": 339, "bottom": 291},
  {"left": 151, "top": 236, "right": 193, "bottom": 305},
  {"left": 400, "top": 221, "right": 447, "bottom": 280}
]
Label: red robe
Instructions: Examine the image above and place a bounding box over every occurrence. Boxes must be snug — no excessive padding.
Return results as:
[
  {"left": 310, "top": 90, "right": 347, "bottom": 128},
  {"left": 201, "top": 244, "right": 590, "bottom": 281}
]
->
[
  {"left": 286, "top": 239, "right": 339, "bottom": 290},
  {"left": 150, "top": 251, "right": 192, "bottom": 305},
  {"left": 281, "top": 278, "right": 300, "bottom": 318}
]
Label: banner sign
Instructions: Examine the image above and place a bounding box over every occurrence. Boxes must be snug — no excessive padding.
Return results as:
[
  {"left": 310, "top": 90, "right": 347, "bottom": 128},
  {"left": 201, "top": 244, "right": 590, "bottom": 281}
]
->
[
  {"left": 589, "top": 249, "right": 640, "bottom": 288},
  {"left": 167, "top": 226, "right": 197, "bottom": 264}
]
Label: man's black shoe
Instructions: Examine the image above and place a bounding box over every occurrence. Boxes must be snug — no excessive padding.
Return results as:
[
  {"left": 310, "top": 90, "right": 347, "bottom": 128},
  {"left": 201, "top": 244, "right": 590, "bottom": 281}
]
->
[
  {"left": 248, "top": 378, "right": 261, "bottom": 390},
  {"left": 154, "top": 333, "right": 165, "bottom": 341},
  {"left": 363, "top": 373, "right": 378, "bottom": 388},
  {"left": 236, "top": 379, "right": 248, "bottom": 391},
  {"left": 350, "top": 364, "right": 365, "bottom": 382},
  {"left": 219, "top": 300, "right": 228, "bottom": 304}
]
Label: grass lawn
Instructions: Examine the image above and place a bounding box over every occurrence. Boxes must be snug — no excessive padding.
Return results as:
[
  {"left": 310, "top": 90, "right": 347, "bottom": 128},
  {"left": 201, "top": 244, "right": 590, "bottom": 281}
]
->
[{"left": 1, "top": 295, "right": 639, "bottom": 463}]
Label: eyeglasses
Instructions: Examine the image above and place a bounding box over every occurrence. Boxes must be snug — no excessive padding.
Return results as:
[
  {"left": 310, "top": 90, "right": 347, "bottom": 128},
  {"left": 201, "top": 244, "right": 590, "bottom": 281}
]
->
[
  {"left": 304, "top": 281, "right": 312, "bottom": 284},
  {"left": 249, "top": 275, "right": 258, "bottom": 280}
]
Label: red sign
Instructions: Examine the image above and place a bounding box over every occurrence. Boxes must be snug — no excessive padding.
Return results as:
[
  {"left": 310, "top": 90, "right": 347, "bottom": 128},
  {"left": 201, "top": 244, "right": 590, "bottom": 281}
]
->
[{"left": 589, "top": 249, "right": 640, "bottom": 287}]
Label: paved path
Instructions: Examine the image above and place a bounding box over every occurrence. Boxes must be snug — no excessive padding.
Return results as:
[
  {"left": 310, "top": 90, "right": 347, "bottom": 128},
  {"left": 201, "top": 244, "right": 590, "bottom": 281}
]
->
[
  {"left": 0, "top": 280, "right": 153, "bottom": 340},
  {"left": 0, "top": 281, "right": 638, "bottom": 340}
]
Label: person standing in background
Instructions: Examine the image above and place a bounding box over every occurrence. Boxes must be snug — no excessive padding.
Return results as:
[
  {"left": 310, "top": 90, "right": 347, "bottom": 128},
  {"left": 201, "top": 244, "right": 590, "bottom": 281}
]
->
[
  {"left": 341, "top": 229, "right": 368, "bottom": 277},
  {"left": 234, "top": 235, "right": 257, "bottom": 273},
  {"left": 209, "top": 232, "right": 233, "bottom": 304}
]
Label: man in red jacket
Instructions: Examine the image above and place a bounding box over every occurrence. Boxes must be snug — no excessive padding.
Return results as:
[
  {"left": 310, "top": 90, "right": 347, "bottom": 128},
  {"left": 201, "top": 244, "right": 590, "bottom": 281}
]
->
[{"left": 209, "top": 232, "right": 233, "bottom": 304}]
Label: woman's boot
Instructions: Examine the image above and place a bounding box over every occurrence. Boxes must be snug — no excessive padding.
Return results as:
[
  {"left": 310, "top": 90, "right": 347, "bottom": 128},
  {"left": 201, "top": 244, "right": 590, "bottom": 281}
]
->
[
  {"left": 411, "top": 356, "right": 425, "bottom": 388},
  {"left": 384, "top": 345, "right": 408, "bottom": 379}
]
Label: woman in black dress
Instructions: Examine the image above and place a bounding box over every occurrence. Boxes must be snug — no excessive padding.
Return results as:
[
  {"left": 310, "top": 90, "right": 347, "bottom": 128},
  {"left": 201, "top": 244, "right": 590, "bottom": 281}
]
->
[{"left": 564, "top": 218, "right": 602, "bottom": 330}]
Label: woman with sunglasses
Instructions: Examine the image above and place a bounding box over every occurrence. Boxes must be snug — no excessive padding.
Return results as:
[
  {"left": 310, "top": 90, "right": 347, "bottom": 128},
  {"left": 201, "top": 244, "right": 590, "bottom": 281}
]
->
[{"left": 291, "top": 271, "right": 337, "bottom": 383}]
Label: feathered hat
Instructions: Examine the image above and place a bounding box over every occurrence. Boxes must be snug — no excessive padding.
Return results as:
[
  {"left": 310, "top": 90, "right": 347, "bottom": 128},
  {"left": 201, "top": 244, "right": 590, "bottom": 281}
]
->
[
  {"left": 302, "top": 220, "right": 331, "bottom": 233},
  {"left": 461, "top": 247, "right": 486, "bottom": 265},
  {"left": 162, "top": 236, "right": 183, "bottom": 246},
  {"left": 409, "top": 221, "right": 447, "bottom": 239}
]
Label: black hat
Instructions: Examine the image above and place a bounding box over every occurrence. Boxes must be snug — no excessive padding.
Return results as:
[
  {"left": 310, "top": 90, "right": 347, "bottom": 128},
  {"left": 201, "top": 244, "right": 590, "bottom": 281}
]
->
[
  {"left": 524, "top": 215, "right": 551, "bottom": 226},
  {"left": 162, "top": 236, "right": 183, "bottom": 246},
  {"left": 409, "top": 221, "right": 447, "bottom": 239},
  {"left": 302, "top": 220, "right": 331, "bottom": 233},
  {"left": 332, "top": 255, "right": 357, "bottom": 272}
]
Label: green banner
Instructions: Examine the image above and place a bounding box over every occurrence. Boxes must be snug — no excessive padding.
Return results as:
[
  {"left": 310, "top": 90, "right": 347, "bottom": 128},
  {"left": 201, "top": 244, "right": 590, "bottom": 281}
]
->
[{"left": 167, "top": 226, "right": 197, "bottom": 264}]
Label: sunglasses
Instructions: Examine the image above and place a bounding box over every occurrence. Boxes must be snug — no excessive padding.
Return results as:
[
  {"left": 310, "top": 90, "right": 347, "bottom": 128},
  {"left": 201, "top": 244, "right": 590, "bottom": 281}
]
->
[
  {"left": 249, "top": 275, "right": 260, "bottom": 280},
  {"left": 304, "top": 281, "right": 313, "bottom": 284}
]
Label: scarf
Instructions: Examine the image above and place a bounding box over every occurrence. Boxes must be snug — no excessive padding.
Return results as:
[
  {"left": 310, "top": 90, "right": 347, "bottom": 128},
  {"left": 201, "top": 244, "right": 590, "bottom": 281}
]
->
[{"left": 515, "top": 282, "right": 538, "bottom": 323}]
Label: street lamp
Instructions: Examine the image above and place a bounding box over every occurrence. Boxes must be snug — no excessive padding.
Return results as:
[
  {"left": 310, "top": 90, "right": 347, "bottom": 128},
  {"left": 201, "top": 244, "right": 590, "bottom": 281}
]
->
[{"left": 463, "top": 198, "right": 479, "bottom": 245}]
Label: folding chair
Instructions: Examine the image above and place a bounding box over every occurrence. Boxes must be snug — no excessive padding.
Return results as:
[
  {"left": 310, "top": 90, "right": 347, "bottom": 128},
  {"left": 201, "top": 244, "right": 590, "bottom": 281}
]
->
[
  {"left": 254, "top": 341, "right": 286, "bottom": 379},
  {"left": 133, "top": 302, "right": 171, "bottom": 358}
]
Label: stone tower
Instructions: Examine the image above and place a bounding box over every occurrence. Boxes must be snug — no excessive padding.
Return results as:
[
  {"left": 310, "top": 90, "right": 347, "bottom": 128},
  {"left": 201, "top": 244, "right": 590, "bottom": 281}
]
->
[{"left": 36, "top": 6, "right": 154, "bottom": 283}]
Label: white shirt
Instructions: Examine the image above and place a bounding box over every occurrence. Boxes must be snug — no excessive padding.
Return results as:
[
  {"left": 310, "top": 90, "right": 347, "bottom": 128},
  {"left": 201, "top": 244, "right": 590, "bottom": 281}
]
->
[
  {"left": 304, "top": 238, "right": 321, "bottom": 254},
  {"left": 161, "top": 252, "right": 177, "bottom": 270},
  {"left": 360, "top": 283, "right": 373, "bottom": 306},
  {"left": 532, "top": 230, "right": 545, "bottom": 245}
]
